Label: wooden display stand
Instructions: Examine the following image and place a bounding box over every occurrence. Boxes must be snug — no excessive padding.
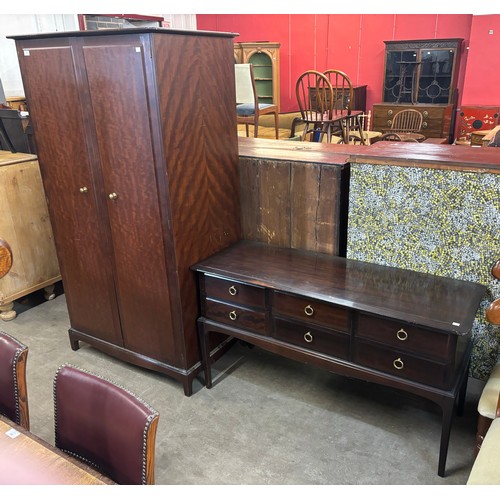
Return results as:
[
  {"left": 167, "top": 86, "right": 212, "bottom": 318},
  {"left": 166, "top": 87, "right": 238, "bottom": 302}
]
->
[{"left": 0, "top": 151, "right": 61, "bottom": 320}]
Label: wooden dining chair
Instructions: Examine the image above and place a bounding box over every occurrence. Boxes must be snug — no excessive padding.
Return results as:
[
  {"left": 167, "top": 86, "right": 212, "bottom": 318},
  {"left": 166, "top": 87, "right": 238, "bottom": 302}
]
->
[
  {"left": 0, "top": 331, "right": 29, "bottom": 430},
  {"left": 53, "top": 364, "right": 159, "bottom": 485},
  {"left": 389, "top": 108, "right": 424, "bottom": 133},
  {"left": 323, "top": 69, "right": 367, "bottom": 144},
  {"left": 323, "top": 69, "right": 354, "bottom": 113},
  {"left": 295, "top": 70, "right": 335, "bottom": 142},
  {"left": 349, "top": 111, "right": 382, "bottom": 144},
  {"left": 235, "top": 63, "right": 279, "bottom": 139}
]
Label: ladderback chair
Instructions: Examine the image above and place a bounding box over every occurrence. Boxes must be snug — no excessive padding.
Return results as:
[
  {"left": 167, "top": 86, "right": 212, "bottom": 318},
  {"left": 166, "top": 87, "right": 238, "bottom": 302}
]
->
[
  {"left": 390, "top": 108, "right": 424, "bottom": 133},
  {"left": 53, "top": 364, "right": 159, "bottom": 485},
  {"left": 0, "top": 331, "right": 29, "bottom": 429},
  {"left": 295, "top": 70, "right": 335, "bottom": 142},
  {"left": 235, "top": 63, "right": 279, "bottom": 139}
]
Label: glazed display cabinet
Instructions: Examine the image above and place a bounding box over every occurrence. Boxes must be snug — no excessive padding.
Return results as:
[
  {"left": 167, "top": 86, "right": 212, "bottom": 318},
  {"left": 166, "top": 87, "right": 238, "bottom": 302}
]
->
[{"left": 382, "top": 38, "right": 463, "bottom": 105}]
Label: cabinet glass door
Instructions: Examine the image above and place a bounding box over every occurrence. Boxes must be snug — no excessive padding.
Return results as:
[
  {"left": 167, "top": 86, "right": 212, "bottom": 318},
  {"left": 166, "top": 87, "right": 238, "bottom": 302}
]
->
[
  {"left": 417, "top": 49, "right": 455, "bottom": 104},
  {"left": 383, "top": 50, "right": 418, "bottom": 103}
]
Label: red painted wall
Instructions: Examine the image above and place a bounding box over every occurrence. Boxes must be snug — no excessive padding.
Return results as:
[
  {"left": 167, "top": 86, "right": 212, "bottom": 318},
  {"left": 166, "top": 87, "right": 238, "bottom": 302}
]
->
[
  {"left": 461, "top": 15, "right": 500, "bottom": 105},
  {"left": 196, "top": 14, "right": 493, "bottom": 114}
]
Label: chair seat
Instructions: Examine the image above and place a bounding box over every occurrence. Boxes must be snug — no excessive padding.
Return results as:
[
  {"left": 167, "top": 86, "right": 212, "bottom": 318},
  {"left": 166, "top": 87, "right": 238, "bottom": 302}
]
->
[
  {"left": 468, "top": 417, "right": 500, "bottom": 484},
  {"left": 478, "top": 361, "right": 500, "bottom": 419},
  {"left": 350, "top": 130, "right": 383, "bottom": 140},
  {"left": 236, "top": 103, "right": 275, "bottom": 116}
]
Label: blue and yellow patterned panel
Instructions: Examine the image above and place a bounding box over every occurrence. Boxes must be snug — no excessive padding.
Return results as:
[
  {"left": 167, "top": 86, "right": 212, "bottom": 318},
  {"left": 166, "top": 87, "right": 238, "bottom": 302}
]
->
[{"left": 347, "top": 162, "right": 500, "bottom": 380}]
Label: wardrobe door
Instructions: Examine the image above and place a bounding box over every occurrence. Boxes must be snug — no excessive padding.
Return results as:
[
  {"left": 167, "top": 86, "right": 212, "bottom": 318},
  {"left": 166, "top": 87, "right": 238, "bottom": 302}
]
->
[
  {"left": 81, "top": 40, "right": 177, "bottom": 363},
  {"left": 16, "top": 43, "right": 123, "bottom": 345}
]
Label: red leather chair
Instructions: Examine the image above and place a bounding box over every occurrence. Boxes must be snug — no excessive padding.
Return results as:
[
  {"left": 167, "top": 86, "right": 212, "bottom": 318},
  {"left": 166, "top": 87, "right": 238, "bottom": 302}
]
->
[
  {"left": 53, "top": 364, "right": 159, "bottom": 485},
  {"left": 0, "top": 331, "right": 29, "bottom": 429}
]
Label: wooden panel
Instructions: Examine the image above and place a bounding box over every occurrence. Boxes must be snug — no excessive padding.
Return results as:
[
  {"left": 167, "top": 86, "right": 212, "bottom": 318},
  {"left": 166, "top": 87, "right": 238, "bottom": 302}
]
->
[
  {"left": 290, "top": 164, "right": 341, "bottom": 254},
  {"left": 239, "top": 157, "right": 261, "bottom": 242},
  {"left": 259, "top": 159, "right": 291, "bottom": 247},
  {"left": 239, "top": 154, "right": 345, "bottom": 255},
  {"left": 154, "top": 33, "right": 241, "bottom": 368},
  {"left": 0, "top": 158, "right": 60, "bottom": 305},
  {"left": 83, "top": 40, "right": 176, "bottom": 363},
  {"left": 15, "top": 43, "right": 122, "bottom": 345}
]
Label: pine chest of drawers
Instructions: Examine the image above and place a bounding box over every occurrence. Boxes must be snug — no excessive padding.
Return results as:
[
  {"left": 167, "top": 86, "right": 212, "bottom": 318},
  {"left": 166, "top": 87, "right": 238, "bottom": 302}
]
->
[{"left": 192, "top": 241, "right": 486, "bottom": 477}]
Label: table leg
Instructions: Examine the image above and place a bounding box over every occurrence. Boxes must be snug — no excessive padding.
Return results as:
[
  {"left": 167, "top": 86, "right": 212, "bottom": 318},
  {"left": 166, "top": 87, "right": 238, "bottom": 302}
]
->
[
  {"left": 197, "top": 320, "right": 213, "bottom": 389},
  {"left": 438, "top": 397, "right": 455, "bottom": 477}
]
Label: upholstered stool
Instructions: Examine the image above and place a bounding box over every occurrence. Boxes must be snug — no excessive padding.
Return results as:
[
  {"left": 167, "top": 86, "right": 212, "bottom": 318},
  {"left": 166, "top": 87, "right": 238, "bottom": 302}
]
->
[{"left": 476, "top": 360, "right": 500, "bottom": 455}]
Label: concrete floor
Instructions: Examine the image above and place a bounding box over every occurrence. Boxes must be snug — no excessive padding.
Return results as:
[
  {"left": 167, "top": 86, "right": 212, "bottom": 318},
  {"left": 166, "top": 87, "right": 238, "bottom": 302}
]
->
[{"left": 2, "top": 292, "right": 484, "bottom": 487}]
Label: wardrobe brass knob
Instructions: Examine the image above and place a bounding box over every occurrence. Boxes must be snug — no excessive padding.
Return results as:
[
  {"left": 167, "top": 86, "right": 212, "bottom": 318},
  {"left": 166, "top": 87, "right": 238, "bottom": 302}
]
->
[
  {"left": 108, "top": 192, "right": 118, "bottom": 200},
  {"left": 79, "top": 186, "right": 88, "bottom": 193}
]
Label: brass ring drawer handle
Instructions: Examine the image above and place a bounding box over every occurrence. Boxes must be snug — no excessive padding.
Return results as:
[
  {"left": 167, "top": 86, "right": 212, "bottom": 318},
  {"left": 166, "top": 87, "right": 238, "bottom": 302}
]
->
[
  {"left": 304, "top": 305, "right": 314, "bottom": 316},
  {"left": 393, "top": 357, "right": 404, "bottom": 370},
  {"left": 229, "top": 311, "right": 237, "bottom": 321},
  {"left": 228, "top": 285, "right": 237, "bottom": 296},
  {"left": 396, "top": 328, "right": 408, "bottom": 341},
  {"left": 304, "top": 331, "right": 313, "bottom": 343}
]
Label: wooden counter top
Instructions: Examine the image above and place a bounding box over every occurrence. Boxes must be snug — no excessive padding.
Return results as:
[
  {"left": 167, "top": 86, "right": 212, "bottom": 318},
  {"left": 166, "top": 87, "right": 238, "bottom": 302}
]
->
[{"left": 238, "top": 137, "right": 500, "bottom": 173}]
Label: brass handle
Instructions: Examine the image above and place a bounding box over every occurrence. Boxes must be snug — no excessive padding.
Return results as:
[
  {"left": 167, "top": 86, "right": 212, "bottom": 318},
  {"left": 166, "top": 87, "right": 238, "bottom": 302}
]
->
[
  {"left": 422, "top": 121, "right": 428, "bottom": 129},
  {"left": 396, "top": 328, "right": 408, "bottom": 341},
  {"left": 108, "top": 192, "right": 118, "bottom": 200},
  {"left": 387, "top": 110, "right": 393, "bottom": 117},
  {"left": 304, "top": 305, "right": 314, "bottom": 316},
  {"left": 229, "top": 311, "right": 237, "bottom": 321},
  {"left": 304, "top": 331, "right": 313, "bottom": 343},
  {"left": 387, "top": 119, "right": 392, "bottom": 127},
  {"left": 422, "top": 111, "right": 429, "bottom": 118},
  {"left": 393, "top": 358, "right": 404, "bottom": 370},
  {"left": 79, "top": 186, "right": 88, "bottom": 193},
  {"left": 228, "top": 285, "right": 237, "bottom": 296}
]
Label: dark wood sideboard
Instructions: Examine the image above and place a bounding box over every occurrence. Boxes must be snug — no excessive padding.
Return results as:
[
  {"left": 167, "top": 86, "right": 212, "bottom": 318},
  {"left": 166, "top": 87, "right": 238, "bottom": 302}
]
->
[{"left": 193, "top": 240, "right": 486, "bottom": 477}]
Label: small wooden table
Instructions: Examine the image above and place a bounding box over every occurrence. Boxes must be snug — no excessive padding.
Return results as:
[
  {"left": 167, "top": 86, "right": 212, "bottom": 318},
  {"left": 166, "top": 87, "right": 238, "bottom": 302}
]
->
[{"left": 0, "top": 415, "right": 114, "bottom": 484}]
